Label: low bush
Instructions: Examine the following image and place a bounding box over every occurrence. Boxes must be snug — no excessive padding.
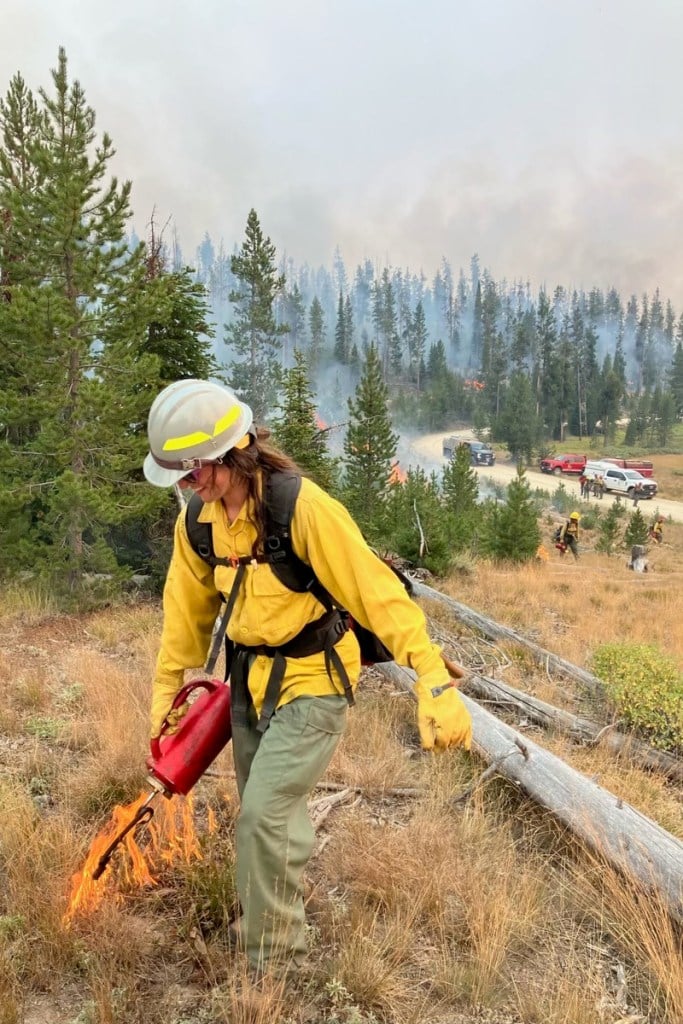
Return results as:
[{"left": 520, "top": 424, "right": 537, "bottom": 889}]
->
[{"left": 591, "top": 643, "right": 683, "bottom": 753}]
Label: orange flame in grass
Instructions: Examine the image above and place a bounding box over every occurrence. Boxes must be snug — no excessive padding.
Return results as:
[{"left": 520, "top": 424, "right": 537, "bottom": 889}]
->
[{"left": 63, "top": 790, "right": 201, "bottom": 926}]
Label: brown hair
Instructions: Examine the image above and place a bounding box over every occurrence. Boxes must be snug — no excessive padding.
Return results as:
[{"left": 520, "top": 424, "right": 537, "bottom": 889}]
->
[{"left": 220, "top": 427, "right": 303, "bottom": 556}]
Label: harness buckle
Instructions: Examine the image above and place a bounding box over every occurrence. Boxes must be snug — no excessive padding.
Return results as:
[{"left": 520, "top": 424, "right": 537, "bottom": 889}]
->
[
  {"left": 229, "top": 556, "right": 241, "bottom": 569},
  {"left": 333, "top": 615, "right": 349, "bottom": 638}
]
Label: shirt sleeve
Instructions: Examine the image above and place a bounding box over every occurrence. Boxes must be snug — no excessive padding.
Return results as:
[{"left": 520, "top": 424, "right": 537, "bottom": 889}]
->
[
  {"left": 153, "top": 510, "right": 223, "bottom": 691},
  {"left": 291, "top": 479, "right": 449, "bottom": 686}
]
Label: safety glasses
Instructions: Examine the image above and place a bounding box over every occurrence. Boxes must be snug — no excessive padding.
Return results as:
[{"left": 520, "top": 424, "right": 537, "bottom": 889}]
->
[{"left": 180, "top": 456, "right": 224, "bottom": 484}]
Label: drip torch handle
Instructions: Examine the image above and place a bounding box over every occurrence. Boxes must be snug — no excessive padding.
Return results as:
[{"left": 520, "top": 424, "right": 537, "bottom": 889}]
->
[{"left": 150, "top": 678, "right": 221, "bottom": 763}]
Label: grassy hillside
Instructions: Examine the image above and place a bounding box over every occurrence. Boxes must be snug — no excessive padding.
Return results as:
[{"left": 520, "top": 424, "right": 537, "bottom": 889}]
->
[{"left": 0, "top": 528, "right": 681, "bottom": 1024}]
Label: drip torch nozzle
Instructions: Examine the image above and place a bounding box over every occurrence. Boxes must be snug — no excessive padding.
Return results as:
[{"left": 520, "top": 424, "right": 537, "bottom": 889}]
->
[{"left": 91, "top": 789, "right": 159, "bottom": 881}]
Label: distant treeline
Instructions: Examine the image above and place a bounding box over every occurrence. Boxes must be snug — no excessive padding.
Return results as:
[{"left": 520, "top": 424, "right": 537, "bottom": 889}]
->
[{"left": 179, "top": 234, "right": 683, "bottom": 456}]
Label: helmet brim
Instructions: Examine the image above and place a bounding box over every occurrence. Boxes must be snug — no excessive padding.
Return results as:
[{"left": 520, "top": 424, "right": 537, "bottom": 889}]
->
[{"left": 143, "top": 453, "right": 191, "bottom": 488}]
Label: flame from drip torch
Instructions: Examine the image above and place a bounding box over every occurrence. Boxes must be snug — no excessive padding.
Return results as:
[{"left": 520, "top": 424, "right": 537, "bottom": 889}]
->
[{"left": 63, "top": 789, "right": 208, "bottom": 926}]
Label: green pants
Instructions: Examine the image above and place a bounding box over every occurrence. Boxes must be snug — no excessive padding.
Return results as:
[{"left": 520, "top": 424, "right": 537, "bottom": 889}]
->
[{"left": 232, "top": 695, "right": 347, "bottom": 968}]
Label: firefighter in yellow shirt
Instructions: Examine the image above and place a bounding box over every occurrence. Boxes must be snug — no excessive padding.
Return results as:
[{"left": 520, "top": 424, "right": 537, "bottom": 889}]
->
[
  {"left": 143, "top": 379, "right": 472, "bottom": 979},
  {"left": 559, "top": 511, "right": 580, "bottom": 560}
]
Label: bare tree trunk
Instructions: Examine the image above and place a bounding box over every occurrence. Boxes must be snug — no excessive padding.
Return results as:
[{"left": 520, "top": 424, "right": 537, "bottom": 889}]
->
[
  {"left": 411, "top": 579, "right": 604, "bottom": 694},
  {"left": 464, "top": 671, "right": 683, "bottom": 783},
  {"left": 377, "top": 661, "right": 683, "bottom": 924}
]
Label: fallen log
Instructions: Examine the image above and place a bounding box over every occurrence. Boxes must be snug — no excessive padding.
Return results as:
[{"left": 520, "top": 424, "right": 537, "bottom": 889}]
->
[
  {"left": 411, "top": 579, "right": 604, "bottom": 694},
  {"left": 464, "top": 672, "right": 683, "bottom": 783},
  {"left": 377, "top": 660, "right": 683, "bottom": 925}
]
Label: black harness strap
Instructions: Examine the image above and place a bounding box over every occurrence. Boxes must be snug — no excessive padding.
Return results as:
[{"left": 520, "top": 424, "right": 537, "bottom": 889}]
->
[
  {"left": 205, "top": 562, "right": 247, "bottom": 676},
  {"left": 185, "top": 475, "right": 359, "bottom": 733},
  {"left": 229, "top": 608, "right": 353, "bottom": 733}
]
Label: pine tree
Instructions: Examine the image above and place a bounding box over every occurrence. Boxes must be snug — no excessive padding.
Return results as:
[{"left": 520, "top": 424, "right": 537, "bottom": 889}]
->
[
  {"left": 624, "top": 508, "right": 648, "bottom": 548},
  {"left": 226, "top": 208, "right": 287, "bottom": 418},
  {"left": 343, "top": 343, "right": 398, "bottom": 541},
  {"left": 496, "top": 371, "right": 542, "bottom": 463},
  {"left": 596, "top": 502, "right": 622, "bottom": 554},
  {"left": 409, "top": 300, "right": 428, "bottom": 390},
  {"left": 372, "top": 268, "right": 400, "bottom": 380},
  {"left": 140, "top": 220, "right": 217, "bottom": 385},
  {"left": 482, "top": 465, "right": 540, "bottom": 562},
  {"left": 282, "top": 282, "right": 306, "bottom": 364},
  {"left": 308, "top": 296, "right": 325, "bottom": 373},
  {"left": 668, "top": 341, "right": 683, "bottom": 417},
  {"left": 344, "top": 294, "right": 354, "bottom": 362},
  {"left": 596, "top": 353, "right": 623, "bottom": 443},
  {"left": 386, "top": 467, "right": 451, "bottom": 574},
  {"left": 333, "top": 290, "right": 347, "bottom": 363},
  {"left": 442, "top": 444, "right": 479, "bottom": 551},
  {"left": 272, "top": 349, "right": 336, "bottom": 490},
  {"left": 0, "top": 50, "right": 161, "bottom": 594}
]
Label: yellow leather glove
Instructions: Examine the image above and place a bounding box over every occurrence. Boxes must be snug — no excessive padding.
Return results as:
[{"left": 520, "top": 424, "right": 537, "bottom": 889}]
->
[
  {"left": 150, "top": 678, "right": 189, "bottom": 740},
  {"left": 414, "top": 677, "right": 472, "bottom": 751}
]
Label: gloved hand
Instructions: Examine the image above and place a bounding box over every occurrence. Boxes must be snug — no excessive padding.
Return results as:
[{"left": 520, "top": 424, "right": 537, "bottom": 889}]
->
[
  {"left": 150, "top": 677, "right": 189, "bottom": 739},
  {"left": 414, "top": 676, "right": 472, "bottom": 751}
]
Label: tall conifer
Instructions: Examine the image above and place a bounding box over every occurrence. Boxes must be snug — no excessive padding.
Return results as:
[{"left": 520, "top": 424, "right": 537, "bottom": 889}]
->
[
  {"left": 343, "top": 344, "right": 398, "bottom": 540},
  {"left": 272, "top": 350, "right": 336, "bottom": 491},
  {"left": 226, "top": 208, "right": 287, "bottom": 418},
  {"left": 0, "top": 50, "right": 160, "bottom": 592}
]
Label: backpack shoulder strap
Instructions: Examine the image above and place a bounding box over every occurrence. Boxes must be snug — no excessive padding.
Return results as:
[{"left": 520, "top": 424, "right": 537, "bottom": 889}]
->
[
  {"left": 185, "top": 492, "right": 220, "bottom": 567},
  {"left": 184, "top": 471, "right": 332, "bottom": 605},
  {"left": 264, "top": 471, "right": 331, "bottom": 604}
]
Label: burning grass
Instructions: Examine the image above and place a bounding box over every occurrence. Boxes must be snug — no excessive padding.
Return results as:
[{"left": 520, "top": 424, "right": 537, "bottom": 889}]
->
[{"left": 0, "top": 546, "right": 682, "bottom": 1022}]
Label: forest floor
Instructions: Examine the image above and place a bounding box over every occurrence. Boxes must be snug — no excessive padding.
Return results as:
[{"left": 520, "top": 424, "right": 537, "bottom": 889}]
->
[{"left": 0, "top": 511, "right": 682, "bottom": 1023}]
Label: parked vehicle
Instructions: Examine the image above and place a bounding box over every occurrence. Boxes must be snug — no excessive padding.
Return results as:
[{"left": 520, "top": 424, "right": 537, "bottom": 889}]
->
[
  {"left": 539, "top": 453, "right": 586, "bottom": 476},
  {"left": 583, "top": 460, "right": 658, "bottom": 498},
  {"left": 442, "top": 437, "right": 495, "bottom": 465},
  {"left": 600, "top": 457, "right": 655, "bottom": 478},
  {"left": 540, "top": 453, "right": 656, "bottom": 480}
]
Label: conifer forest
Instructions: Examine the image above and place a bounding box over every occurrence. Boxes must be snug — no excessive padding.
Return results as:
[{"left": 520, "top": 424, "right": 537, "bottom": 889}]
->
[{"left": 2, "top": 50, "right": 683, "bottom": 596}]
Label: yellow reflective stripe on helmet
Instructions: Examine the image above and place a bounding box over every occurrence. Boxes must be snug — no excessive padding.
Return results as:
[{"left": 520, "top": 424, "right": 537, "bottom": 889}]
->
[{"left": 162, "top": 405, "right": 242, "bottom": 451}]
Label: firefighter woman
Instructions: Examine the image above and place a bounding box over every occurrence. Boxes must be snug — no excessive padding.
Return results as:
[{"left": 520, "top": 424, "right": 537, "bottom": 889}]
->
[
  {"left": 143, "top": 379, "right": 472, "bottom": 978},
  {"left": 650, "top": 515, "right": 665, "bottom": 544},
  {"left": 559, "top": 511, "right": 581, "bottom": 561}
]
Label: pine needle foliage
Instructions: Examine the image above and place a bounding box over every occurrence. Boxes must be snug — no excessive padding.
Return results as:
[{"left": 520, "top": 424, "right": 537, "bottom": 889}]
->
[
  {"left": 480, "top": 465, "right": 540, "bottom": 562},
  {"left": 623, "top": 507, "right": 649, "bottom": 548},
  {"left": 226, "top": 208, "right": 288, "bottom": 419},
  {"left": 0, "top": 53, "right": 217, "bottom": 599},
  {"left": 442, "top": 445, "right": 479, "bottom": 552},
  {"left": 0, "top": 50, "right": 163, "bottom": 597},
  {"left": 595, "top": 502, "right": 622, "bottom": 554},
  {"left": 385, "top": 468, "right": 452, "bottom": 574},
  {"left": 343, "top": 344, "right": 398, "bottom": 542},
  {"left": 272, "top": 349, "right": 337, "bottom": 491}
]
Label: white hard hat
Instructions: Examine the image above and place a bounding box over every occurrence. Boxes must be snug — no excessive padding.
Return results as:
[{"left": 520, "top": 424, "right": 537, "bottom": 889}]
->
[{"left": 143, "top": 379, "right": 253, "bottom": 487}]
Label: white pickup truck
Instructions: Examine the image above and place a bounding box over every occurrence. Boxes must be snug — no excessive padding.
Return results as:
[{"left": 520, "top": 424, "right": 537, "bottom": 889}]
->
[{"left": 584, "top": 460, "right": 658, "bottom": 499}]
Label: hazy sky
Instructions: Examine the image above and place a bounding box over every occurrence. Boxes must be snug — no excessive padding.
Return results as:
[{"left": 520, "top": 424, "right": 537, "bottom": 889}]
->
[{"left": 3, "top": 0, "right": 683, "bottom": 302}]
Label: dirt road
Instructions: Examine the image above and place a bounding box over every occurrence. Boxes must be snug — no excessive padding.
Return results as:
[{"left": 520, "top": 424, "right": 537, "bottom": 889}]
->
[{"left": 406, "top": 431, "right": 683, "bottom": 524}]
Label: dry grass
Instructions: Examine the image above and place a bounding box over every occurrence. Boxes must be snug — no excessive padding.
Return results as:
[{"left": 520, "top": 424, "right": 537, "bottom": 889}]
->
[
  {"left": 442, "top": 524, "right": 683, "bottom": 670},
  {"left": 1, "top": 540, "right": 682, "bottom": 1023},
  {"left": 649, "top": 453, "right": 683, "bottom": 501}
]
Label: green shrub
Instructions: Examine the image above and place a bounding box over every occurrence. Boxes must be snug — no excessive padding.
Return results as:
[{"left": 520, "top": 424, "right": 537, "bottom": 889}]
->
[
  {"left": 591, "top": 643, "right": 683, "bottom": 753},
  {"left": 578, "top": 504, "right": 601, "bottom": 530}
]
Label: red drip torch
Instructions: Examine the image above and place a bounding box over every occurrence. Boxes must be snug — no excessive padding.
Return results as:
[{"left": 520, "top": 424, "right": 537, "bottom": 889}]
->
[{"left": 91, "top": 678, "right": 232, "bottom": 880}]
